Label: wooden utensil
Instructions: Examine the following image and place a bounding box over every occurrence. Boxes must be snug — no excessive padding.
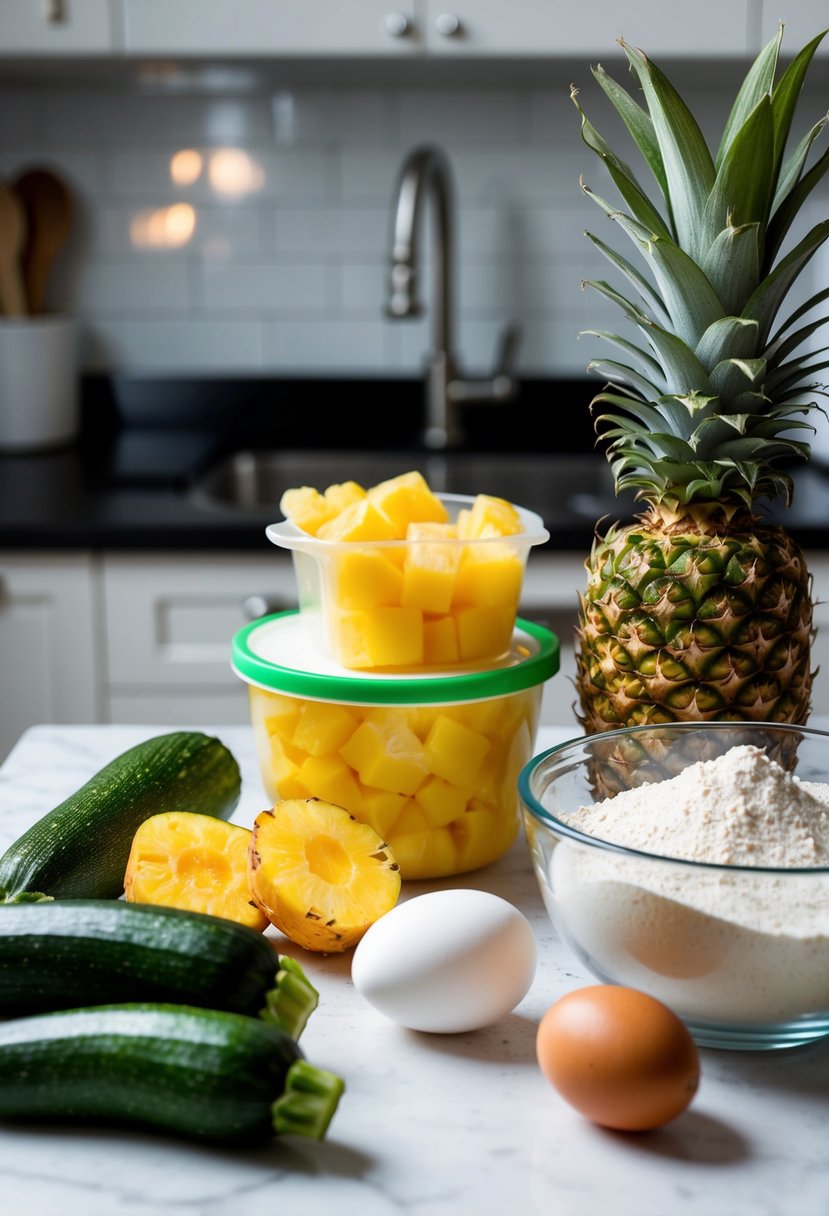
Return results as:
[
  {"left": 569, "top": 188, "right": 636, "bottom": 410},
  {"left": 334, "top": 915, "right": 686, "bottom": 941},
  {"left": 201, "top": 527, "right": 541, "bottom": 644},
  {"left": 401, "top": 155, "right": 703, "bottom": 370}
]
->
[
  {"left": 13, "top": 167, "right": 73, "bottom": 316},
  {"left": 0, "top": 183, "right": 28, "bottom": 317}
]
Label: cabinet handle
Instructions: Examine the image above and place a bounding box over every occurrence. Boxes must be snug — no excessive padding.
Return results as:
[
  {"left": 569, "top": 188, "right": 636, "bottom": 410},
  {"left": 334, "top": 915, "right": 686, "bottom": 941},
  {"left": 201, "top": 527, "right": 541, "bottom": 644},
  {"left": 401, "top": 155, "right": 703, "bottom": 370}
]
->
[
  {"left": 242, "top": 594, "right": 296, "bottom": 622},
  {"left": 435, "top": 12, "right": 461, "bottom": 36},
  {"left": 385, "top": 11, "right": 411, "bottom": 37},
  {"left": 43, "top": 0, "right": 67, "bottom": 23}
]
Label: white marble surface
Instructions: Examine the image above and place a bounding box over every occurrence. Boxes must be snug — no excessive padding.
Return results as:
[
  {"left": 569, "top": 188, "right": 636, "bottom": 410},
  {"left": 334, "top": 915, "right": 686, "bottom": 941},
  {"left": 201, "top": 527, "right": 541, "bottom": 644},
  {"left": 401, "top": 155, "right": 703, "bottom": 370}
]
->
[{"left": 1, "top": 723, "right": 829, "bottom": 1216}]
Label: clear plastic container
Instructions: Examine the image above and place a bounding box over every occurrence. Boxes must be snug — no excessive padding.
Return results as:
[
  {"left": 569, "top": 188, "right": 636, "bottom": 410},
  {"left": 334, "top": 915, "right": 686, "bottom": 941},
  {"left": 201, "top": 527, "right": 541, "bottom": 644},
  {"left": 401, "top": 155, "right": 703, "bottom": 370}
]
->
[
  {"left": 233, "top": 611, "right": 559, "bottom": 880},
  {"left": 266, "top": 493, "right": 549, "bottom": 672}
]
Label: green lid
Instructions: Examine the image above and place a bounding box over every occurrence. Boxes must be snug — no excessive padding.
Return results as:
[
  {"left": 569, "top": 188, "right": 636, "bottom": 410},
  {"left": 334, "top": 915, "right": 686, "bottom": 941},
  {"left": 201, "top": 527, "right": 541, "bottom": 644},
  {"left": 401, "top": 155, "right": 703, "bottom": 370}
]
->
[{"left": 232, "top": 610, "right": 559, "bottom": 705}]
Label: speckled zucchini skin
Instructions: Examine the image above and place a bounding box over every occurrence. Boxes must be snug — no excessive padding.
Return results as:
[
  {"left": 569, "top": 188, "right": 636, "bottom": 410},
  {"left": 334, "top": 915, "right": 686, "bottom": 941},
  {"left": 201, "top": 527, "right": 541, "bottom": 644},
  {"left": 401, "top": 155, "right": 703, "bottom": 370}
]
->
[
  {"left": 0, "top": 899, "right": 281, "bottom": 1018},
  {"left": 0, "top": 732, "right": 241, "bottom": 902},
  {"left": 0, "top": 1003, "right": 302, "bottom": 1142}
]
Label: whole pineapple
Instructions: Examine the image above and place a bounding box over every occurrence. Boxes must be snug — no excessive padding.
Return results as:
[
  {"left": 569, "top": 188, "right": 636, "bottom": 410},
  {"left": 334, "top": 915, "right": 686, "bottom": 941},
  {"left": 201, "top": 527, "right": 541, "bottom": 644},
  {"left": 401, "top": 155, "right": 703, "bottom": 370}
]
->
[{"left": 573, "top": 26, "right": 829, "bottom": 732}]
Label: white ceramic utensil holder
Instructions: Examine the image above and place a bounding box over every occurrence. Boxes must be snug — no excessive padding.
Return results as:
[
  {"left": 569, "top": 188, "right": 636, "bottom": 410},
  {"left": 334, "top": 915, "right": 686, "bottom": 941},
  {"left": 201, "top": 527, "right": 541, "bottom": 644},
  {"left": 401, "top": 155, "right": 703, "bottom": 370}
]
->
[{"left": 0, "top": 314, "right": 78, "bottom": 452}]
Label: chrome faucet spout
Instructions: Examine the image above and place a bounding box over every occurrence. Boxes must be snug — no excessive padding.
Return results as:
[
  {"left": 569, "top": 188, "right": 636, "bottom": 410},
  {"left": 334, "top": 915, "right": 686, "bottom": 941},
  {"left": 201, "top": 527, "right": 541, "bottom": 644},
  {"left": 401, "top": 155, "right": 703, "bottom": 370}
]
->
[{"left": 386, "top": 143, "right": 519, "bottom": 451}]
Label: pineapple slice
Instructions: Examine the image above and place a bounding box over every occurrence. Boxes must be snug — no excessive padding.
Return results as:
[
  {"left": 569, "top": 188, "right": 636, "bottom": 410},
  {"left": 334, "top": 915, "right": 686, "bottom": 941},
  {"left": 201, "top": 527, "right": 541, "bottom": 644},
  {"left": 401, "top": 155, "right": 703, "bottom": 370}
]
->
[
  {"left": 124, "top": 811, "right": 268, "bottom": 932},
  {"left": 248, "top": 798, "right": 401, "bottom": 953}
]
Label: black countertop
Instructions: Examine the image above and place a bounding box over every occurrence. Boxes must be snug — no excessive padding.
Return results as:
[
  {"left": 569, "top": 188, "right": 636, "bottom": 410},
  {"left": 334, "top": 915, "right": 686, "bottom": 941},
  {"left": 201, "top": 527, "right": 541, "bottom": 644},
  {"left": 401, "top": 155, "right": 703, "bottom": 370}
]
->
[{"left": 3, "top": 374, "right": 829, "bottom": 554}]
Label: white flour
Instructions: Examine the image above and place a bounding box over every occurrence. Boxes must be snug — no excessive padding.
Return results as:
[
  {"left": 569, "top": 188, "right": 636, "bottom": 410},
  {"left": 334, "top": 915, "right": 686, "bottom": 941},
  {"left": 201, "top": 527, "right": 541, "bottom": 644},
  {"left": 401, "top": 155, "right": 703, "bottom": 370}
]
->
[
  {"left": 549, "top": 745, "right": 829, "bottom": 1023},
  {"left": 567, "top": 744, "right": 829, "bottom": 867}
]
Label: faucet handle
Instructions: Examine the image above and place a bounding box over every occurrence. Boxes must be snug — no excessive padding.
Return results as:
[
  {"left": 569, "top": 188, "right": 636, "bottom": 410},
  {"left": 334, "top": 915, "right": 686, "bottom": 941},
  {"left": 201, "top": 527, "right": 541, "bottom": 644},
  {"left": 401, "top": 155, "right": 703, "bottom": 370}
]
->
[{"left": 447, "top": 322, "right": 521, "bottom": 406}]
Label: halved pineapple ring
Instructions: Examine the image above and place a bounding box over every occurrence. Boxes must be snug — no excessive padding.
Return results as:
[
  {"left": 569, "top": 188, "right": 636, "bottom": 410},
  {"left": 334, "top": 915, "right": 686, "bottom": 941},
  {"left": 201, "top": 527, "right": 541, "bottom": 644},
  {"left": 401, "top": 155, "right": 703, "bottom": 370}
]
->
[
  {"left": 248, "top": 798, "right": 401, "bottom": 953},
  {"left": 124, "top": 811, "right": 268, "bottom": 931}
]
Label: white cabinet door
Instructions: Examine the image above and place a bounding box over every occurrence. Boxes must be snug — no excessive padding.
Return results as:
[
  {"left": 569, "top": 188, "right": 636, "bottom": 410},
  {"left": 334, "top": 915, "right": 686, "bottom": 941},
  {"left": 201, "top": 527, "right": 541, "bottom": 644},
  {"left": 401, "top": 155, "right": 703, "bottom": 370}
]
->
[
  {"left": 121, "top": 0, "right": 420, "bottom": 55},
  {"left": 101, "top": 553, "right": 298, "bottom": 728},
  {"left": 0, "top": 553, "right": 101, "bottom": 761},
  {"left": 0, "top": 0, "right": 116, "bottom": 53},
  {"left": 423, "top": 0, "right": 753, "bottom": 56},
  {"left": 760, "top": 5, "right": 829, "bottom": 56}
]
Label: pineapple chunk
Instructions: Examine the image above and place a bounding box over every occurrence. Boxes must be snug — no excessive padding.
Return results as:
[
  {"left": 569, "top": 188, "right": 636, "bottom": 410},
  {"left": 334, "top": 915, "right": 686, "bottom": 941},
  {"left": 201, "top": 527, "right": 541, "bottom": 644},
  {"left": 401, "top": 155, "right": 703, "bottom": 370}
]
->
[
  {"left": 333, "top": 605, "right": 424, "bottom": 668},
  {"left": 317, "top": 497, "right": 398, "bottom": 542},
  {"left": 248, "top": 798, "right": 400, "bottom": 953},
  {"left": 415, "top": 774, "right": 470, "bottom": 826},
  {"left": 401, "top": 521, "right": 462, "bottom": 614},
  {"left": 290, "top": 700, "right": 358, "bottom": 756},
  {"left": 422, "top": 615, "right": 459, "bottom": 665},
  {"left": 454, "top": 543, "right": 524, "bottom": 609},
  {"left": 297, "top": 752, "right": 364, "bottom": 811},
  {"left": 367, "top": 470, "right": 449, "bottom": 537},
  {"left": 451, "top": 805, "right": 515, "bottom": 871},
  {"left": 454, "top": 605, "right": 514, "bottom": 662},
  {"left": 389, "top": 824, "right": 457, "bottom": 880},
  {"left": 360, "top": 787, "right": 410, "bottom": 838},
  {"left": 339, "top": 709, "right": 429, "bottom": 795},
  {"left": 323, "top": 480, "right": 366, "bottom": 513},
  {"left": 461, "top": 493, "right": 523, "bottom": 539},
  {"left": 423, "top": 713, "right": 490, "bottom": 786},
  {"left": 279, "top": 486, "right": 336, "bottom": 536},
  {"left": 124, "top": 811, "right": 268, "bottom": 932},
  {"left": 332, "top": 549, "right": 404, "bottom": 609}
]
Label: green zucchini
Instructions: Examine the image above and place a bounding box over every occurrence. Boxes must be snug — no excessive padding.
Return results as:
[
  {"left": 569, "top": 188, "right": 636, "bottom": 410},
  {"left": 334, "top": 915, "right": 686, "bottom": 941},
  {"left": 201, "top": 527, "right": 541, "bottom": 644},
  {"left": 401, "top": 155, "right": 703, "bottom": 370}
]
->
[
  {"left": 0, "top": 1003, "right": 344, "bottom": 1142},
  {"left": 0, "top": 732, "right": 241, "bottom": 904},
  {"left": 0, "top": 900, "right": 317, "bottom": 1040}
]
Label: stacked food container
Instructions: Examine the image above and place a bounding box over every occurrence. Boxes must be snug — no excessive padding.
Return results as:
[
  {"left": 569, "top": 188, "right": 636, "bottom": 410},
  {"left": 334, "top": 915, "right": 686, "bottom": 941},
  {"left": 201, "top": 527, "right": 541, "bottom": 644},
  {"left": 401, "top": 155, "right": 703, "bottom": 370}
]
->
[{"left": 231, "top": 471, "right": 559, "bottom": 880}]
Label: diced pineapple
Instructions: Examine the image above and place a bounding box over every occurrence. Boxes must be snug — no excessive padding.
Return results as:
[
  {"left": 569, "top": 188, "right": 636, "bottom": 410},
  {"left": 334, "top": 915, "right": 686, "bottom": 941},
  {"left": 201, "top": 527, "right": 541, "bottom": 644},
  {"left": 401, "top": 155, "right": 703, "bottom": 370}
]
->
[
  {"left": 266, "top": 745, "right": 310, "bottom": 802},
  {"left": 389, "top": 824, "right": 457, "bottom": 880},
  {"left": 323, "top": 480, "right": 366, "bottom": 513},
  {"left": 248, "top": 798, "right": 401, "bottom": 953},
  {"left": 415, "top": 774, "right": 470, "bottom": 826},
  {"left": 290, "top": 700, "right": 358, "bottom": 756},
  {"left": 360, "top": 787, "right": 410, "bottom": 838},
  {"left": 367, "top": 470, "right": 448, "bottom": 537},
  {"left": 317, "top": 497, "right": 399, "bottom": 542},
  {"left": 279, "top": 485, "right": 336, "bottom": 536},
  {"left": 125, "top": 811, "right": 268, "bottom": 932},
  {"left": 454, "top": 543, "right": 524, "bottom": 609},
  {"left": 333, "top": 605, "right": 424, "bottom": 668},
  {"left": 422, "top": 615, "right": 459, "bottom": 665},
  {"left": 389, "top": 802, "right": 433, "bottom": 835},
  {"left": 401, "top": 521, "right": 462, "bottom": 614},
  {"left": 339, "top": 709, "right": 428, "bottom": 795},
  {"left": 451, "top": 805, "right": 513, "bottom": 871},
  {"left": 423, "top": 713, "right": 491, "bottom": 786},
  {"left": 462, "top": 493, "right": 523, "bottom": 538},
  {"left": 454, "top": 605, "right": 514, "bottom": 662},
  {"left": 331, "top": 549, "right": 404, "bottom": 609},
  {"left": 297, "top": 752, "right": 365, "bottom": 812}
]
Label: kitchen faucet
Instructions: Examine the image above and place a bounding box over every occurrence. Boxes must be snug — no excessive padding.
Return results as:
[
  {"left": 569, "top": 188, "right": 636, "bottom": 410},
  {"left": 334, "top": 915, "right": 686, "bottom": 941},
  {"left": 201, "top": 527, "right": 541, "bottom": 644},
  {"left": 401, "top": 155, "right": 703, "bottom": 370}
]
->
[{"left": 387, "top": 144, "right": 520, "bottom": 450}]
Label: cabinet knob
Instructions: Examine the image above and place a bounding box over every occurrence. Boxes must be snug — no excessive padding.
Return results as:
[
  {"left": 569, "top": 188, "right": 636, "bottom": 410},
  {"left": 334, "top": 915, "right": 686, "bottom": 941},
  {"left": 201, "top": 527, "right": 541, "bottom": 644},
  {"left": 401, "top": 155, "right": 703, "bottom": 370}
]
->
[
  {"left": 435, "top": 12, "right": 461, "bottom": 36},
  {"left": 242, "top": 594, "right": 295, "bottom": 622},
  {"left": 385, "top": 11, "right": 411, "bottom": 37}
]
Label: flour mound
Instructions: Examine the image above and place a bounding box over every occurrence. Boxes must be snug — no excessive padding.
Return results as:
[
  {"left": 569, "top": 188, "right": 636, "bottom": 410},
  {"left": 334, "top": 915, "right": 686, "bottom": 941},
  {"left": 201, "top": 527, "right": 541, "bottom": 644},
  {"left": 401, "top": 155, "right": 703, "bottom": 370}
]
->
[{"left": 570, "top": 744, "right": 829, "bottom": 867}]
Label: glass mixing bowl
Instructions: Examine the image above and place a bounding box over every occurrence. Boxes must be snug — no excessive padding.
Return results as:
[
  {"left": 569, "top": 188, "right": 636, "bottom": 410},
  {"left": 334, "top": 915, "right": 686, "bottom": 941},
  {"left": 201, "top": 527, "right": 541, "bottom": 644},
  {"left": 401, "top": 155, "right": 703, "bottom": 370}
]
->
[{"left": 519, "top": 721, "right": 829, "bottom": 1051}]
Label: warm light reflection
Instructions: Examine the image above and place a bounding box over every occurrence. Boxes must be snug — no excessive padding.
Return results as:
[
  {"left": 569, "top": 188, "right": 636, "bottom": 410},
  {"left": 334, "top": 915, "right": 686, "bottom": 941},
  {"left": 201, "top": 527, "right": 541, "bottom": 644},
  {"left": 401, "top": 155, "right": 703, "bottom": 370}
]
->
[
  {"left": 170, "top": 149, "right": 203, "bottom": 186},
  {"left": 207, "top": 148, "right": 265, "bottom": 197},
  {"left": 130, "top": 203, "right": 197, "bottom": 248}
]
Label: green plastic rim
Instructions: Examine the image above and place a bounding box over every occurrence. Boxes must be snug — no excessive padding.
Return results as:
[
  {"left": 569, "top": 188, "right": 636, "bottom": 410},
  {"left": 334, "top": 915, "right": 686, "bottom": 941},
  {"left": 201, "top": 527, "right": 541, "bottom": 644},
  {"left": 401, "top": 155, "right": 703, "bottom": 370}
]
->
[{"left": 232, "top": 611, "right": 559, "bottom": 705}]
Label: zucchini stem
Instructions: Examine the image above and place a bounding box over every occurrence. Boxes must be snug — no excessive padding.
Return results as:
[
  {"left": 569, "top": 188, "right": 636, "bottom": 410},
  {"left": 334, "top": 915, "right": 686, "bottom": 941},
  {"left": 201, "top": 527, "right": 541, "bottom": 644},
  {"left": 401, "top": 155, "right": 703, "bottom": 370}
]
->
[
  {"left": 261, "top": 956, "right": 319, "bottom": 1041},
  {"left": 271, "top": 1059, "right": 345, "bottom": 1140}
]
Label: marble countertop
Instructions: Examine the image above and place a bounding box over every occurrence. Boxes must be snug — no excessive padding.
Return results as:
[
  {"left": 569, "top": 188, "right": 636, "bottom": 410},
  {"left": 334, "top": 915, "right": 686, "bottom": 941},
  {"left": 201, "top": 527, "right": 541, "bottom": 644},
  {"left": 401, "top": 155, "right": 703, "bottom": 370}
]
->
[{"left": 1, "top": 723, "right": 828, "bottom": 1216}]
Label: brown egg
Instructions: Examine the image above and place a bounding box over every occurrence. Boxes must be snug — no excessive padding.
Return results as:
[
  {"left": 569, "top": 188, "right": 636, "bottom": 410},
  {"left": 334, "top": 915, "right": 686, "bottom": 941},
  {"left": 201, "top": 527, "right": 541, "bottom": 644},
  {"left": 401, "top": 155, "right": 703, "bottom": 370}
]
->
[{"left": 536, "top": 985, "right": 700, "bottom": 1131}]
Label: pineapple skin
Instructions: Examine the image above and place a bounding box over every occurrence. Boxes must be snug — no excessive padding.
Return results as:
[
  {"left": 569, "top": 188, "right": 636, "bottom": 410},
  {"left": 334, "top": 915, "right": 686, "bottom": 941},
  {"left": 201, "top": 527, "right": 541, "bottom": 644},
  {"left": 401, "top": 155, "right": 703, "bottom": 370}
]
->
[{"left": 575, "top": 505, "right": 813, "bottom": 731}]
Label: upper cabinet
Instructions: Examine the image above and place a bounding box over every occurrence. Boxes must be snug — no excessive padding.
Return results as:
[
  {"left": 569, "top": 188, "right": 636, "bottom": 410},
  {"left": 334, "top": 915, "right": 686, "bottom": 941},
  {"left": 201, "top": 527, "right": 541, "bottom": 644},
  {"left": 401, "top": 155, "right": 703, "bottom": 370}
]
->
[
  {"left": 120, "top": 1, "right": 421, "bottom": 56},
  {"left": 760, "top": 2, "right": 829, "bottom": 56},
  {"left": 0, "top": 0, "right": 117, "bottom": 53},
  {"left": 421, "top": 1, "right": 755, "bottom": 56}
]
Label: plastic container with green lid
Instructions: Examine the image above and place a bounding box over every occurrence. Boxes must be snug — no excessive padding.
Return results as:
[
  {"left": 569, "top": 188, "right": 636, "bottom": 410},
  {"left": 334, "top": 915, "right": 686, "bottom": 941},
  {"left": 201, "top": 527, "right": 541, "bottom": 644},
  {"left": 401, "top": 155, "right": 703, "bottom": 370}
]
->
[{"left": 233, "top": 611, "right": 559, "bottom": 880}]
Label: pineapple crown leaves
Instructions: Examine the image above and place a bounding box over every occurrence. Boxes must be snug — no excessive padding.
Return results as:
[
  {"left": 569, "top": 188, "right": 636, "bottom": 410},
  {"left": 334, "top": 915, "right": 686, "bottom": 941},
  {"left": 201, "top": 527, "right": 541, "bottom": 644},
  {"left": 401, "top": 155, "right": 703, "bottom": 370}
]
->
[{"left": 575, "top": 25, "right": 829, "bottom": 507}]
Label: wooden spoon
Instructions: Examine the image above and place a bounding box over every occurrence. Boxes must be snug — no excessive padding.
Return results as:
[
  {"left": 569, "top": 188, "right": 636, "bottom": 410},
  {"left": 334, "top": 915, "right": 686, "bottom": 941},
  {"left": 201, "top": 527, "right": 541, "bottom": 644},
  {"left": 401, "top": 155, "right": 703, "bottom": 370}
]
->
[
  {"left": 13, "top": 167, "right": 73, "bottom": 316},
  {"left": 0, "top": 183, "right": 28, "bottom": 317}
]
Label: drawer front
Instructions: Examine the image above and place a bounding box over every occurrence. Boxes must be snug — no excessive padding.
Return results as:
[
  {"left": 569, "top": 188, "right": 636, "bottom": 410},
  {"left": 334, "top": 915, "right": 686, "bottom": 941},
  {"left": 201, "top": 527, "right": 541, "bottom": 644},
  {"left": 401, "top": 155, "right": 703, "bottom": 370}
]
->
[{"left": 103, "top": 555, "right": 297, "bottom": 687}]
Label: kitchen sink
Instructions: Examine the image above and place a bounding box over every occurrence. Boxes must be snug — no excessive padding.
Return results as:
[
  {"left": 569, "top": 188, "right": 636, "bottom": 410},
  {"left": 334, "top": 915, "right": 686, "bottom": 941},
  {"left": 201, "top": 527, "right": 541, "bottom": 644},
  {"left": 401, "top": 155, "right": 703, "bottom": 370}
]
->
[{"left": 188, "top": 449, "right": 639, "bottom": 528}]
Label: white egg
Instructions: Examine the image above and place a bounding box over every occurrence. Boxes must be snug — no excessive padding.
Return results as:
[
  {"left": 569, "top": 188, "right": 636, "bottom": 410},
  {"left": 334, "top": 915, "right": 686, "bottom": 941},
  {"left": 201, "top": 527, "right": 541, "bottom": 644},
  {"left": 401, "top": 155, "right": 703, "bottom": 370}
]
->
[{"left": 351, "top": 888, "right": 537, "bottom": 1033}]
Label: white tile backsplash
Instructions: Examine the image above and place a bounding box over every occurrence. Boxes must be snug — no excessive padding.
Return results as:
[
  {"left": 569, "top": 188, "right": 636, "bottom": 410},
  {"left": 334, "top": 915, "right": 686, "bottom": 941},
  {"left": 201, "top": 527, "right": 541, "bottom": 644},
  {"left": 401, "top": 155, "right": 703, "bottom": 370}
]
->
[{"left": 1, "top": 74, "right": 824, "bottom": 379}]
